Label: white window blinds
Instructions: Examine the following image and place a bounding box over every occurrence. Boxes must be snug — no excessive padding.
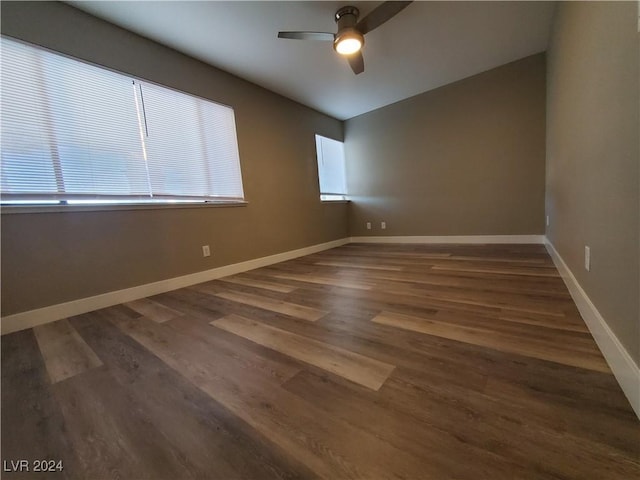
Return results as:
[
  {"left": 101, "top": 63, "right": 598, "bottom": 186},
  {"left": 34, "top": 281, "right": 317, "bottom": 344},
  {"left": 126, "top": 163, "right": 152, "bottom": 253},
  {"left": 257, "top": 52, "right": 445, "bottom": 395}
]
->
[
  {"left": 138, "top": 81, "right": 243, "bottom": 200},
  {"left": 1, "top": 36, "right": 244, "bottom": 204},
  {"left": 315, "top": 134, "right": 347, "bottom": 199}
]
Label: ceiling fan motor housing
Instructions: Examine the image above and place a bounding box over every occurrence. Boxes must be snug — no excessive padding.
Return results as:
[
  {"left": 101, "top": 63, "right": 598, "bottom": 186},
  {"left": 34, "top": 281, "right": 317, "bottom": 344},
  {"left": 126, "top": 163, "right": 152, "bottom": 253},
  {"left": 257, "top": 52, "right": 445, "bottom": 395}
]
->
[
  {"left": 334, "top": 6, "right": 359, "bottom": 27},
  {"left": 333, "top": 6, "right": 364, "bottom": 53}
]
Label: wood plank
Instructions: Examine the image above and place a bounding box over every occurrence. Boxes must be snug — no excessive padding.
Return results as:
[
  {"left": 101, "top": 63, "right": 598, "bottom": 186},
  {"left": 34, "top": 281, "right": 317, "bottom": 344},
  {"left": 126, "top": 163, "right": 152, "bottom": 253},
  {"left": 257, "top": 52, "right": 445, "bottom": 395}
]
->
[
  {"left": 169, "top": 315, "right": 302, "bottom": 385},
  {"left": 376, "top": 283, "right": 568, "bottom": 318},
  {"left": 1, "top": 329, "right": 82, "bottom": 479},
  {"left": 33, "top": 319, "right": 103, "bottom": 383},
  {"left": 484, "top": 376, "right": 640, "bottom": 459},
  {"left": 271, "top": 272, "right": 372, "bottom": 290},
  {"left": 359, "top": 269, "right": 572, "bottom": 298},
  {"left": 283, "top": 368, "right": 637, "bottom": 480},
  {"left": 431, "top": 264, "right": 560, "bottom": 277},
  {"left": 211, "top": 314, "right": 395, "bottom": 390},
  {"left": 124, "top": 297, "right": 184, "bottom": 323},
  {"left": 426, "top": 311, "right": 594, "bottom": 346},
  {"left": 322, "top": 250, "right": 453, "bottom": 259},
  {"left": 448, "top": 255, "right": 552, "bottom": 265},
  {"left": 282, "top": 370, "right": 544, "bottom": 480},
  {"left": 152, "top": 289, "right": 225, "bottom": 323},
  {"left": 52, "top": 366, "right": 197, "bottom": 480},
  {"left": 378, "top": 375, "right": 639, "bottom": 479},
  {"left": 315, "top": 261, "right": 403, "bottom": 271},
  {"left": 219, "top": 275, "right": 296, "bottom": 293},
  {"left": 67, "top": 309, "right": 315, "bottom": 479},
  {"left": 498, "top": 313, "right": 589, "bottom": 333},
  {"left": 213, "top": 290, "right": 328, "bottom": 322},
  {"left": 315, "top": 254, "right": 443, "bottom": 268},
  {"left": 111, "top": 312, "right": 430, "bottom": 479},
  {"left": 371, "top": 311, "right": 610, "bottom": 373}
]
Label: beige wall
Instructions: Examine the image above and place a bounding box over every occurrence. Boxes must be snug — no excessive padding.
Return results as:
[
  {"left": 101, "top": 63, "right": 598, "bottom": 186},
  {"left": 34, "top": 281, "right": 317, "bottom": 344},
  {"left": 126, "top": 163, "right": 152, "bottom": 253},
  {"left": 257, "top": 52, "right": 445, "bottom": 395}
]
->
[
  {"left": 1, "top": 2, "right": 347, "bottom": 316},
  {"left": 546, "top": 2, "right": 639, "bottom": 364},
  {"left": 345, "top": 54, "right": 546, "bottom": 237}
]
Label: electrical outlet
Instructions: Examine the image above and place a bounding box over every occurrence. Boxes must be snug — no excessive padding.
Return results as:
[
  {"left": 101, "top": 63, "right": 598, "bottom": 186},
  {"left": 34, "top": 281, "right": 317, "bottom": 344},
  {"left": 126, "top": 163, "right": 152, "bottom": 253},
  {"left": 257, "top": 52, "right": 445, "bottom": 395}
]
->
[
  {"left": 381, "top": 221, "right": 386, "bottom": 230},
  {"left": 202, "top": 245, "right": 211, "bottom": 257},
  {"left": 584, "top": 246, "right": 590, "bottom": 271},
  {"left": 366, "top": 222, "right": 371, "bottom": 230},
  {"left": 546, "top": 215, "right": 550, "bottom": 227}
]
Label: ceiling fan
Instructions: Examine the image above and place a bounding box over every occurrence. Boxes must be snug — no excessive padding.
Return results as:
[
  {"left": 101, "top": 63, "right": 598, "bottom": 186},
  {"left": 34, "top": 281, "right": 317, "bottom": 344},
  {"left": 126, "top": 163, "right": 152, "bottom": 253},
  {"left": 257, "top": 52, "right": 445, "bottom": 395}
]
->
[{"left": 277, "top": 2, "right": 413, "bottom": 75}]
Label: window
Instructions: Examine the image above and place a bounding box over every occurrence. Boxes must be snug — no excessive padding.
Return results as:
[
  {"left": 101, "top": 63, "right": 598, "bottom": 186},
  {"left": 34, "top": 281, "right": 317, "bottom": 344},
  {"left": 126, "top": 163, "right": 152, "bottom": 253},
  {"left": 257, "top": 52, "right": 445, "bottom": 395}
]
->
[
  {"left": 315, "top": 134, "right": 347, "bottom": 201},
  {"left": 0, "top": 36, "right": 244, "bottom": 206}
]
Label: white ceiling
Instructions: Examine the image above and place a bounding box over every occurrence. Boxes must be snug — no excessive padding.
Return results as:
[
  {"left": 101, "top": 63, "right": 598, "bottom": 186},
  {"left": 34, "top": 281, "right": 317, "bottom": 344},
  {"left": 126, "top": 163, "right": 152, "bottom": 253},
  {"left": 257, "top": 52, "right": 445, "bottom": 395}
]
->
[{"left": 70, "top": 1, "right": 556, "bottom": 120}]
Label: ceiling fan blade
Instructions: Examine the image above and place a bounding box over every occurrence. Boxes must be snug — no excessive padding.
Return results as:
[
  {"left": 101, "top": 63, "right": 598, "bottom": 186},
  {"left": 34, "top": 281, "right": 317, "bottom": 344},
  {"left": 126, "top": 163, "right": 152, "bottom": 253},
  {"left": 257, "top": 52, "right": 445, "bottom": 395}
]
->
[
  {"left": 356, "top": 1, "right": 413, "bottom": 35},
  {"left": 277, "top": 31, "right": 335, "bottom": 41},
  {"left": 347, "top": 52, "right": 364, "bottom": 75}
]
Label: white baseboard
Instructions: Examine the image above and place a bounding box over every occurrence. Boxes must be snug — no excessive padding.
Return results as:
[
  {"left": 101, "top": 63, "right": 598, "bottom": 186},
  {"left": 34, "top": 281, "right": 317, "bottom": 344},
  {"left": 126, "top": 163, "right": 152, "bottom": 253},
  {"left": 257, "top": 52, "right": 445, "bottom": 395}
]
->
[
  {"left": 350, "top": 234, "right": 545, "bottom": 244},
  {"left": 544, "top": 238, "right": 640, "bottom": 419},
  {"left": 0, "top": 237, "right": 350, "bottom": 335}
]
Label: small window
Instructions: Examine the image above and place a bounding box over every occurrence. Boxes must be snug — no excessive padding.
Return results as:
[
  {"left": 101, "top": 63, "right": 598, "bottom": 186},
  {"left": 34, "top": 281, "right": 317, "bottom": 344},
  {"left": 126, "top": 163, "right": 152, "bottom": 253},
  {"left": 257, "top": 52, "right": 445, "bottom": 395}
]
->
[
  {"left": 315, "top": 134, "right": 347, "bottom": 201},
  {"left": 0, "top": 36, "right": 244, "bottom": 206}
]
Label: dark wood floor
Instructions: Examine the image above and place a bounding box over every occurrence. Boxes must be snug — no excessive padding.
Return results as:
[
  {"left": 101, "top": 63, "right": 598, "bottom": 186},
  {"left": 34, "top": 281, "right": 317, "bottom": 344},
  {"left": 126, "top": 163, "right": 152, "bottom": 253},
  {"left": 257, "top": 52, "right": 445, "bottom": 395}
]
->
[{"left": 2, "top": 243, "right": 638, "bottom": 479}]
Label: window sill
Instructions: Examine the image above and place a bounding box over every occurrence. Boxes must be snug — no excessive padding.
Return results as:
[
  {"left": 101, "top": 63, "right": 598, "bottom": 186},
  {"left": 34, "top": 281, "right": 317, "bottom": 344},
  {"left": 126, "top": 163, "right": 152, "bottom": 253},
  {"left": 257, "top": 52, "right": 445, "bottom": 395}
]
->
[
  {"left": 0, "top": 200, "right": 248, "bottom": 215},
  {"left": 321, "top": 199, "right": 350, "bottom": 204}
]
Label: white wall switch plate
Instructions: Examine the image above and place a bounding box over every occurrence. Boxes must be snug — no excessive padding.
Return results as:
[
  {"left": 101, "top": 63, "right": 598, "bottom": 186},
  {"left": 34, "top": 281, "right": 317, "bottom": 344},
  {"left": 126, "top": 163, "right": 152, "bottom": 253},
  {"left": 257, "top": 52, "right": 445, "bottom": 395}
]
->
[{"left": 584, "top": 246, "right": 590, "bottom": 271}]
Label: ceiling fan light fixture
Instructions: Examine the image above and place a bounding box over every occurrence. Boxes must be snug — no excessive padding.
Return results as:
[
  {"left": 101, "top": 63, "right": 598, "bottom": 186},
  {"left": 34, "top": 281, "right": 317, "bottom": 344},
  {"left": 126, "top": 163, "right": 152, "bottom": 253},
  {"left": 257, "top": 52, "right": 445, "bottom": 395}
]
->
[
  {"left": 278, "top": 2, "right": 413, "bottom": 74},
  {"left": 334, "top": 31, "right": 364, "bottom": 55}
]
